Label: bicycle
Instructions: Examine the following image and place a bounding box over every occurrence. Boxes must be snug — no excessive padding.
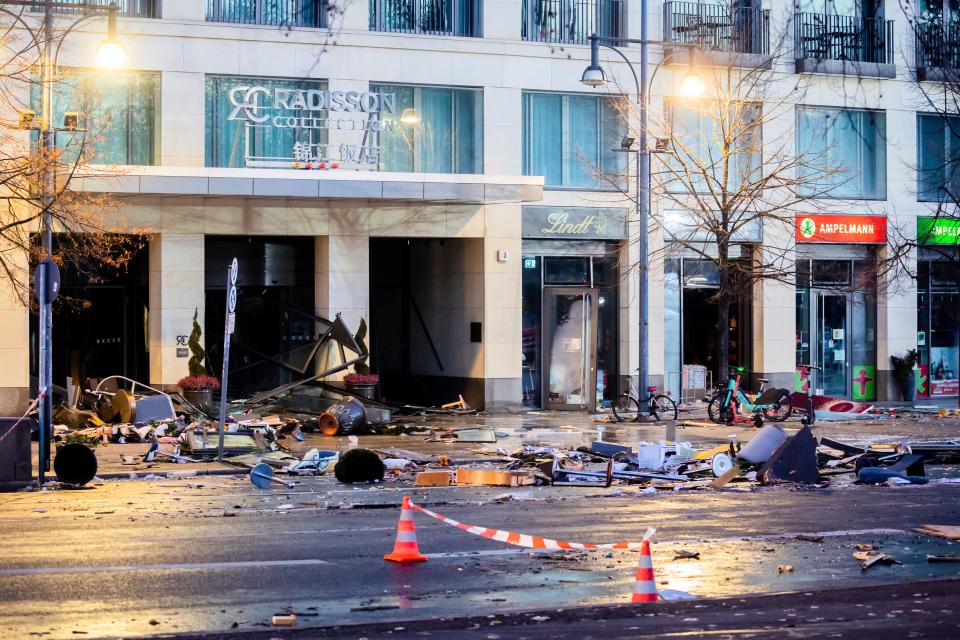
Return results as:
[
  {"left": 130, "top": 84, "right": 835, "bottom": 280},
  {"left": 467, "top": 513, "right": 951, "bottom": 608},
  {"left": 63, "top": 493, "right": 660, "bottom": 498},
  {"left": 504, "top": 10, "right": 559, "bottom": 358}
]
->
[
  {"left": 707, "top": 366, "right": 792, "bottom": 427},
  {"left": 612, "top": 374, "right": 678, "bottom": 422},
  {"left": 796, "top": 363, "right": 821, "bottom": 427}
]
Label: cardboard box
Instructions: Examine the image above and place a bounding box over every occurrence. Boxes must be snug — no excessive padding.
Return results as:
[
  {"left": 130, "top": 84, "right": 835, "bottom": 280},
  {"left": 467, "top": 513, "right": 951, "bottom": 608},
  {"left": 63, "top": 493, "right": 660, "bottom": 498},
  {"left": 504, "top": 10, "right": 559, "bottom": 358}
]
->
[
  {"left": 415, "top": 470, "right": 454, "bottom": 487},
  {"left": 455, "top": 467, "right": 535, "bottom": 487}
]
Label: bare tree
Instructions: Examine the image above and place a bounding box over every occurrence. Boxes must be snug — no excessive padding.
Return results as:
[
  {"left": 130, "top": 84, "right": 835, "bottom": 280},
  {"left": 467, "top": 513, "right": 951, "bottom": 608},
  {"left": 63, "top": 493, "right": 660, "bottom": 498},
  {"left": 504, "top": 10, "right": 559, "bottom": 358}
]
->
[
  {"left": 608, "top": 52, "right": 842, "bottom": 382},
  {"left": 0, "top": 5, "right": 143, "bottom": 306}
]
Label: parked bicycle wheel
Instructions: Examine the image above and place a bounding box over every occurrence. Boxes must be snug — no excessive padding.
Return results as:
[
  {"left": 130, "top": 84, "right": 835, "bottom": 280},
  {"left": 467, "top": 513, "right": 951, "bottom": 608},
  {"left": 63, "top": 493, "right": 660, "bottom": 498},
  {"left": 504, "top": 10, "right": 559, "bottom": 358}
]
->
[
  {"left": 650, "top": 394, "right": 678, "bottom": 421},
  {"left": 761, "top": 391, "right": 793, "bottom": 422},
  {"left": 612, "top": 395, "right": 640, "bottom": 422},
  {"left": 707, "top": 393, "right": 725, "bottom": 424}
]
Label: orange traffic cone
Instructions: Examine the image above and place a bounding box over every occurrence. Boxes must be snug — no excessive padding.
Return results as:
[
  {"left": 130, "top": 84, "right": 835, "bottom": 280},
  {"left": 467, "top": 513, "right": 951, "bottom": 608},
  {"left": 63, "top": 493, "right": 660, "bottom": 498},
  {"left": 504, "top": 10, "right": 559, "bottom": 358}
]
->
[
  {"left": 384, "top": 496, "right": 428, "bottom": 563},
  {"left": 631, "top": 528, "right": 658, "bottom": 603}
]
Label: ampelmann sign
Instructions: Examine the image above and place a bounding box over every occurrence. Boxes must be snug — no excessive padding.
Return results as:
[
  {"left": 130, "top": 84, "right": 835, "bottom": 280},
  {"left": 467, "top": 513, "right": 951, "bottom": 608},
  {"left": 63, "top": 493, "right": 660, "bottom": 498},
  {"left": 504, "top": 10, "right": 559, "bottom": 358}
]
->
[{"left": 228, "top": 87, "right": 398, "bottom": 131}]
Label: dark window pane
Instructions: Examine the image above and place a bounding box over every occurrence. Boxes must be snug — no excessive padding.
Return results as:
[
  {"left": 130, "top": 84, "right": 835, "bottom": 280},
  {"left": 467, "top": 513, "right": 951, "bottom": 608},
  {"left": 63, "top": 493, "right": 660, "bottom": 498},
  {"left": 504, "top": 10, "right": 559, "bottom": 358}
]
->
[
  {"left": 812, "top": 260, "right": 851, "bottom": 286},
  {"left": 543, "top": 257, "right": 590, "bottom": 285}
]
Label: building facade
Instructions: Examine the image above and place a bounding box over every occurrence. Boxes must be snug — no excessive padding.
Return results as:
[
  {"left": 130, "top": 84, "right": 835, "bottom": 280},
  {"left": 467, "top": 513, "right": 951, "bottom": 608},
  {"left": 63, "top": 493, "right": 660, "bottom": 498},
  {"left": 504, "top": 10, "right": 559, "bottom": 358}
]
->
[{"left": 2, "top": 0, "right": 959, "bottom": 413}]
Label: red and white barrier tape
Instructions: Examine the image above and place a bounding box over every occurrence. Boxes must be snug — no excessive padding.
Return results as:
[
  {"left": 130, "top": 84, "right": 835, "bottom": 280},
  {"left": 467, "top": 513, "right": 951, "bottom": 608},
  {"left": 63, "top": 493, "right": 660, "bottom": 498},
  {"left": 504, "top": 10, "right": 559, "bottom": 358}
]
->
[{"left": 409, "top": 500, "right": 654, "bottom": 550}]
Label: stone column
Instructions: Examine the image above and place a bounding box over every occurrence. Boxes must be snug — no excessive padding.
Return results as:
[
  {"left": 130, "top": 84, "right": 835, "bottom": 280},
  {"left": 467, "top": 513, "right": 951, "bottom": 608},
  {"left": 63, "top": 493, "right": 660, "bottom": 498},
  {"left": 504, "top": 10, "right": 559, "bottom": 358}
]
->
[
  {"left": 160, "top": 72, "right": 206, "bottom": 167},
  {"left": 149, "top": 233, "right": 205, "bottom": 389},
  {"left": 0, "top": 241, "right": 29, "bottom": 414},
  {"left": 877, "top": 240, "right": 917, "bottom": 401},
  {"left": 485, "top": 0, "right": 521, "bottom": 39},
  {"left": 162, "top": 0, "right": 206, "bottom": 20},
  {"left": 315, "top": 232, "right": 370, "bottom": 378},
  {"left": 484, "top": 87, "right": 522, "bottom": 177},
  {"left": 340, "top": 0, "right": 370, "bottom": 32},
  {"left": 482, "top": 204, "right": 523, "bottom": 409},
  {"left": 752, "top": 238, "right": 797, "bottom": 392}
]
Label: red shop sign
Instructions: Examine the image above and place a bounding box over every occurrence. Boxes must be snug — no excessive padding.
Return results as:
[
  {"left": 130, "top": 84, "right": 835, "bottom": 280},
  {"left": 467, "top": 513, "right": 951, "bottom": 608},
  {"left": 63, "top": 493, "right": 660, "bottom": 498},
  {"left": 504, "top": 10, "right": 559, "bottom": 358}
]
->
[{"left": 795, "top": 215, "right": 887, "bottom": 244}]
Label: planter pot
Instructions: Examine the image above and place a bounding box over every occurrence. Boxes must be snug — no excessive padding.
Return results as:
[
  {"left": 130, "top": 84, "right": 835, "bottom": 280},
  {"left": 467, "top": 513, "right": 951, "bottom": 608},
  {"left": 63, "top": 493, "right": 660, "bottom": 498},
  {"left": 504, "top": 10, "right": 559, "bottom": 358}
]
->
[
  {"left": 345, "top": 382, "right": 378, "bottom": 401},
  {"left": 898, "top": 378, "right": 915, "bottom": 403},
  {"left": 182, "top": 388, "right": 214, "bottom": 413}
]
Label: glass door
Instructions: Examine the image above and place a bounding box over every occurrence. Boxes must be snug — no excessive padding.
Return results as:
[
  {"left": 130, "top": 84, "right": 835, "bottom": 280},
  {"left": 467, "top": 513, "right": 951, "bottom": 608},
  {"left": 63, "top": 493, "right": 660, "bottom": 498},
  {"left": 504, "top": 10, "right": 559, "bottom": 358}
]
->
[
  {"left": 543, "top": 288, "right": 598, "bottom": 411},
  {"left": 815, "top": 292, "right": 848, "bottom": 396}
]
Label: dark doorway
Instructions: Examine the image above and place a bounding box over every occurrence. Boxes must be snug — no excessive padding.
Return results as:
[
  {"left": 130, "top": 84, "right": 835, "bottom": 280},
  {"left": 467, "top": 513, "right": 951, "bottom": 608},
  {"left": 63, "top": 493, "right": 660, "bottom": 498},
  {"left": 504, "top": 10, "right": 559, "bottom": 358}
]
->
[
  {"left": 682, "top": 286, "right": 751, "bottom": 385},
  {"left": 40, "top": 240, "right": 149, "bottom": 390},
  {"left": 204, "top": 236, "right": 315, "bottom": 398}
]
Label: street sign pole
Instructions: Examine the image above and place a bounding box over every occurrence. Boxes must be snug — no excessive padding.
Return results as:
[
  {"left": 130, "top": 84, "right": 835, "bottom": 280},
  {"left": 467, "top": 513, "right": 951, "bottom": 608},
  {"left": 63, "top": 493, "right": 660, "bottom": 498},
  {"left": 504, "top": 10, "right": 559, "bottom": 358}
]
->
[{"left": 217, "top": 258, "right": 238, "bottom": 462}]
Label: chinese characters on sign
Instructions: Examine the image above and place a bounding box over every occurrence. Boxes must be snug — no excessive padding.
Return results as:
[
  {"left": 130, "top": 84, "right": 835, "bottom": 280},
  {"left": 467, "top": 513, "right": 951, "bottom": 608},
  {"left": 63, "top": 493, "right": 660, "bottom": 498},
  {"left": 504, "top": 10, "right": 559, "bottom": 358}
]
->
[
  {"left": 292, "top": 142, "right": 380, "bottom": 166},
  {"left": 795, "top": 215, "right": 887, "bottom": 244},
  {"left": 227, "top": 87, "right": 398, "bottom": 169}
]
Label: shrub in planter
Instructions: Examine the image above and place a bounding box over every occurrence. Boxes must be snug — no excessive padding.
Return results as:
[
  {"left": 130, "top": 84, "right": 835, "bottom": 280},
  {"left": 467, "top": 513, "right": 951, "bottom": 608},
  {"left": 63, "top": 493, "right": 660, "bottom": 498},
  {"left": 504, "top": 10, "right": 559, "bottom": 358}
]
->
[
  {"left": 890, "top": 349, "right": 919, "bottom": 402},
  {"left": 178, "top": 375, "right": 220, "bottom": 412}
]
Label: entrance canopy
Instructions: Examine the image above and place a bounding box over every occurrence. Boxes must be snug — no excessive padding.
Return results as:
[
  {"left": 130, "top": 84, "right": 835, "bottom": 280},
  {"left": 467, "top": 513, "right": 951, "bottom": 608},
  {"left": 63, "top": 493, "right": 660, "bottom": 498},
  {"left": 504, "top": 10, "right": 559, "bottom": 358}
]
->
[{"left": 72, "top": 166, "right": 544, "bottom": 204}]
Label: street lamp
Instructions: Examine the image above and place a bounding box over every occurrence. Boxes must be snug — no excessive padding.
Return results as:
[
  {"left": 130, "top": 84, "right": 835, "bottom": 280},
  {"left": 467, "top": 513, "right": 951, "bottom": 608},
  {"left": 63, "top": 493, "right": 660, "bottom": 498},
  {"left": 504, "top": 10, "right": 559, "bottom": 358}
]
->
[
  {"left": 3, "top": 0, "right": 126, "bottom": 485},
  {"left": 399, "top": 108, "right": 421, "bottom": 125},
  {"left": 95, "top": 7, "right": 128, "bottom": 68},
  {"left": 581, "top": 28, "right": 703, "bottom": 408}
]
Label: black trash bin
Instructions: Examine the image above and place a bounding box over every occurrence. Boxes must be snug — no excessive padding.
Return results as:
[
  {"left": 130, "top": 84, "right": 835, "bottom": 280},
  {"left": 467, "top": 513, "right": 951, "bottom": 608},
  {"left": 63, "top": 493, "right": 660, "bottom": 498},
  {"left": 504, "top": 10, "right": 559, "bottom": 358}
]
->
[{"left": 0, "top": 417, "right": 34, "bottom": 491}]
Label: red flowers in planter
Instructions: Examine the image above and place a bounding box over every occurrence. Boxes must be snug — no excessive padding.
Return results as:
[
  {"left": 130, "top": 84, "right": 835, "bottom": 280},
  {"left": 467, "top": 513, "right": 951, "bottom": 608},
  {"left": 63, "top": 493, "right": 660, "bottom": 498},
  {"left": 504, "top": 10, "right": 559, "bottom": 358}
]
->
[
  {"left": 177, "top": 375, "right": 221, "bottom": 391},
  {"left": 343, "top": 373, "right": 379, "bottom": 385}
]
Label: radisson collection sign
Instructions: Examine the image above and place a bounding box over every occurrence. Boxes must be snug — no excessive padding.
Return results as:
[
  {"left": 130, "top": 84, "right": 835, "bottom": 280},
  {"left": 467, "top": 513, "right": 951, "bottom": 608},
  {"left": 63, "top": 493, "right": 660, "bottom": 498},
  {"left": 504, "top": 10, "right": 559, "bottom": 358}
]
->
[
  {"left": 795, "top": 214, "right": 887, "bottom": 244},
  {"left": 227, "top": 86, "right": 398, "bottom": 168}
]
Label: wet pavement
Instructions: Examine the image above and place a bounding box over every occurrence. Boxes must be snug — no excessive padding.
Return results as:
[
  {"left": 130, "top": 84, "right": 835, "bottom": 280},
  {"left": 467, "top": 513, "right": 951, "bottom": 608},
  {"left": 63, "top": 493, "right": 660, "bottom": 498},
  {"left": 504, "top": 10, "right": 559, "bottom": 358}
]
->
[
  {"left": 5, "top": 409, "right": 960, "bottom": 639},
  {"left": 2, "top": 471, "right": 960, "bottom": 638}
]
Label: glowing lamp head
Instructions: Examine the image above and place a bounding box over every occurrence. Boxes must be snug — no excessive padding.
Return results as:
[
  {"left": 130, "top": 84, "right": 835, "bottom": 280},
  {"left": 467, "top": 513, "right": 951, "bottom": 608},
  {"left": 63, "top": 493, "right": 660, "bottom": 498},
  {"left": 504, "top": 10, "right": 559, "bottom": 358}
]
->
[
  {"left": 678, "top": 72, "right": 705, "bottom": 99},
  {"left": 400, "top": 108, "right": 420, "bottom": 125}
]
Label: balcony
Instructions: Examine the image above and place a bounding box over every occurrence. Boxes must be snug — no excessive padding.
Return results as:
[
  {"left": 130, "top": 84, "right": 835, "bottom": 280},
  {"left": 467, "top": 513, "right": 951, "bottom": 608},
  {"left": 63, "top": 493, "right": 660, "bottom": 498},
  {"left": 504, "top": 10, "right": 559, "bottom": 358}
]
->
[
  {"left": 915, "top": 17, "right": 960, "bottom": 82},
  {"left": 370, "top": 0, "right": 481, "bottom": 37},
  {"left": 794, "top": 13, "right": 895, "bottom": 78},
  {"left": 206, "top": 0, "right": 327, "bottom": 28},
  {"left": 663, "top": 1, "right": 770, "bottom": 69},
  {"left": 521, "top": 0, "right": 625, "bottom": 45},
  {"left": 29, "top": 0, "right": 158, "bottom": 17}
]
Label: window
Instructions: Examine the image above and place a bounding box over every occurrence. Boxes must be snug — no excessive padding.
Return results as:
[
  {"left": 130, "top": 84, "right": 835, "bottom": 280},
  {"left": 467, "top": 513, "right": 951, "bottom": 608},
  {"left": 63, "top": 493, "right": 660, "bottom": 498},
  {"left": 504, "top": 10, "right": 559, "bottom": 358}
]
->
[
  {"left": 205, "top": 76, "right": 328, "bottom": 168},
  {"left": 369, "top": 83, "right": 482, "bottom": 174},
  {"left": 32, "top": 70, "right": 158, "bottom": 166},
  {"left": 917, "top": 113, "right": 960, "bottom": 201},
  {"left": 666, "top": 100, "right": 761, "bottom": 193},
  {"left": 206, "top": 0, "right": 326, "bottom": 27},
  {"left": 370, "top": 0, "right": 480, "bottom": 36},
  {"left": 523, "top": 92, "right": 626, "bottom": 189},
  {"left": 796, "top": 106, "right": 886, "bottom": 199}
]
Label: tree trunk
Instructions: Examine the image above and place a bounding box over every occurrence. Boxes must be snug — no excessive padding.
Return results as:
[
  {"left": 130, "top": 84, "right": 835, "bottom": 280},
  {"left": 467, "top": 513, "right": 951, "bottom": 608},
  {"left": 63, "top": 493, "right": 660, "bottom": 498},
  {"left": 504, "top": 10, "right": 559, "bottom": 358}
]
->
[
  {"left": 716, "top": 260, "right": 732, "bottom": 382},
  {"left": 716, "top": 289, "right": 731, "bottom": 382}
]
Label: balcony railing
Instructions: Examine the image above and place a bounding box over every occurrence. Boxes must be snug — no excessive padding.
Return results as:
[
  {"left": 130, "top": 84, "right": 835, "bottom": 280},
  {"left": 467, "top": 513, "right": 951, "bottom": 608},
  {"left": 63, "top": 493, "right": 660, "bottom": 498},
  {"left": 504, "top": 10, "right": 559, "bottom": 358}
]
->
[
  {"left": 370, "top": 0, "right": 481, "bottom": 37},
  {"left": 521, "top": 0, "right": 625, "bottom": 45},
  {"left": 28, "top": 0, "right": 158, "bottom": 17},
  {"left": 795, "top": 12, "right": 894, "bottom": 65},
  {"left": 663, "top": 1, "right": 769, "bottom": 55},
  {"left": 206, "top": 0, "right": 328, "bottom": 28},
  {"left": 915, "top": 18, "right": 960, "bottom": 71}
]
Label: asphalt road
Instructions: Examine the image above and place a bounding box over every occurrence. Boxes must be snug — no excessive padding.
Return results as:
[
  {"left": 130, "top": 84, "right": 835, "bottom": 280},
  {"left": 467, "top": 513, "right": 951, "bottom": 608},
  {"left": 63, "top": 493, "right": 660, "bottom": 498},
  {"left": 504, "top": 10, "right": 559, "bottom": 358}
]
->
[{"left": 2, "top": 476, "right": 960, "bottom": 639}]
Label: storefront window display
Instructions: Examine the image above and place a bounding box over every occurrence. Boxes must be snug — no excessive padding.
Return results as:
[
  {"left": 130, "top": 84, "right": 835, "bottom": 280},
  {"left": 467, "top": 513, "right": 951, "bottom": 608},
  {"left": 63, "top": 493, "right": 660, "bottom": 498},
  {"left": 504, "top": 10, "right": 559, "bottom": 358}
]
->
[{"left": 917, "top": 260, "right": 960, "bottom": 397}]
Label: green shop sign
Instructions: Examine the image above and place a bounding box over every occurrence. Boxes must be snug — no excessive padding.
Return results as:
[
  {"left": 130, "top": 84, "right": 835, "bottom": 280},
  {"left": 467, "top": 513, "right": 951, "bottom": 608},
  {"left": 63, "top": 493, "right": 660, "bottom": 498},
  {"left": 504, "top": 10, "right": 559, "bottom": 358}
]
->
[{"left": 918, "top": 217, "right": 960, "bottom": 245}]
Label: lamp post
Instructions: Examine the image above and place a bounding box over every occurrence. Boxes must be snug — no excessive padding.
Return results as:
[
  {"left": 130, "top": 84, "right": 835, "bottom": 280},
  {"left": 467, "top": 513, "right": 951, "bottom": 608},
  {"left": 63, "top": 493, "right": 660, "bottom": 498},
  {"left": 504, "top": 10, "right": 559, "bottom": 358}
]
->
[
  {"left": 2, "top": 0, "right": 127, "bottom": 484},
  {"left": 581, "top": 23, "right": 702, "bottom": 408}
]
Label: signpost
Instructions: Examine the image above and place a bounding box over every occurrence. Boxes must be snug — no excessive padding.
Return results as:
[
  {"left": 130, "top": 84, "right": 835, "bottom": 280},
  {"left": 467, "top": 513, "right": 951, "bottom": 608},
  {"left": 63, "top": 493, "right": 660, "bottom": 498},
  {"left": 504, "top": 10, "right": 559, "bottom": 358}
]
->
[
  {"left": 33, "top": 258, "right": 59, "bottom": 484},
  {"left": 217, "top": 258, "right": 239, "bottom": 462}
]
